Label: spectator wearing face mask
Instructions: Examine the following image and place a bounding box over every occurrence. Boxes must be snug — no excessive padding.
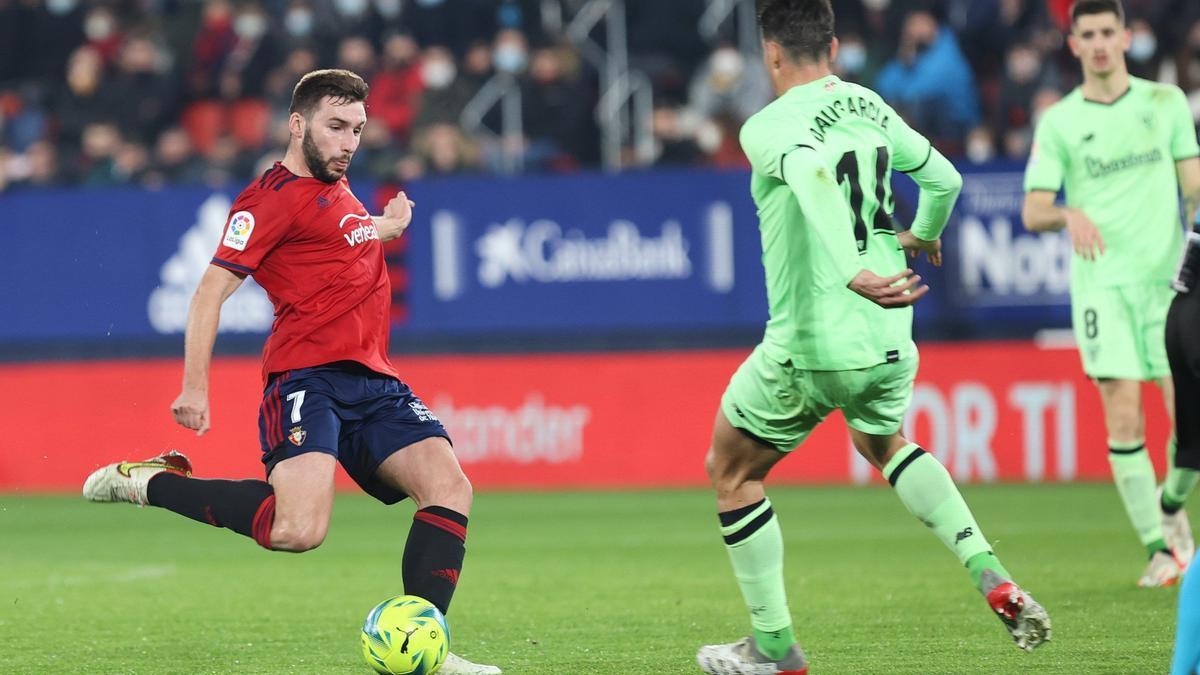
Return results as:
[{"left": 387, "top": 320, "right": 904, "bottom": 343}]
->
[
  {"left": 688, "top": 45, "right": 772, "bottom": 124},
  {"left": 280, "top": 0, "right": 332, "bottom": 63},
  {"left": 1126, "top": 18, "right": 1161, "bottom": 80},
  {"left": 876, "top": 9, "right": 980, "bottom": 151},
  {"left": 413, "top": 46, "right": 475, "bottom": 132},
  {"left": 220, "top": 4, "right": 278, "bottom": 100},
  {"left": 81, "top": 6, "right": 124, "bottom": 66},
  {"left": 832, "top": 31, "right": 876, "bottom": 84},
  {"left": 331, "top": 0, "right": 386, "bottom": 50}
]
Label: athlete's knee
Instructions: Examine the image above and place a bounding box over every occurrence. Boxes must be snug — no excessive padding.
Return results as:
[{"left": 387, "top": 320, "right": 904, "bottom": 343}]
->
[
  {"left": 415, "top": 468, "right": 473, "bottom": 513},
  {"left": 270, "top": 518, "right": 329, "bottom": 552},
  {"left": 705, "top": 446, "right": 760, "bottom": 497}
]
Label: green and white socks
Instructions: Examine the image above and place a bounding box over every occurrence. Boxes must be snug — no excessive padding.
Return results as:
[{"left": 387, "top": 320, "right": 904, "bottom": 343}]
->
[
  {"left": 1108, "top": 439, "right": 1170, "bottom": 556},
  {"left": 718, "top": 498, "right": 796, "bottom": 660},
  {"left": 883, "top": 443, "right": 1011, "bottom": 590}
]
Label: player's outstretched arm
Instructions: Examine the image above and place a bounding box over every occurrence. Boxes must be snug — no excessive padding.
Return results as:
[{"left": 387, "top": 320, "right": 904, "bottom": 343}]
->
[
  {"left": 1022, "top": 190, "right": 1105, "bottom": 260},
  {"left": 373, "top": 191, "right": 416, "bottom": 242},
  {"left": 172, "top": 264, "right": 245, "bottom": 436}
]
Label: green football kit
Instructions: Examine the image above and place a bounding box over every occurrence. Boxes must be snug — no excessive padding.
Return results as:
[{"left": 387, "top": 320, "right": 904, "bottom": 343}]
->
[
  {"left": 1024, "top": 77, "right": 1199, "bottom": 380},
  {"left": 712, "top": 77, "right": 1036, "bottom": 664},
  {"left": 722, "top": 75, "right": 961, "bottom": 450}
]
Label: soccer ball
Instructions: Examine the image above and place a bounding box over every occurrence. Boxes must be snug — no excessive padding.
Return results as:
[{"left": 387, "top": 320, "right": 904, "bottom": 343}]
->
[{"left": 361, "top": 595, "right": 450, "bottom": 675}]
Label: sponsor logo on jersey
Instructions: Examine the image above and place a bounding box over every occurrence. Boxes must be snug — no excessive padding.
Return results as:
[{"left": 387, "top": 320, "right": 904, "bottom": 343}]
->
[
  {"left": 338, "top": 212, "right": 379, "bottom": 247},
  {"left": 317, "top": 196, "right": 330, "bottom": 209},
  {"left": 1084, "top": 148, "right": 1163, "bottom": 179},
  {"left": 223, "top": 211, "right": 255, "bottom": 250}
]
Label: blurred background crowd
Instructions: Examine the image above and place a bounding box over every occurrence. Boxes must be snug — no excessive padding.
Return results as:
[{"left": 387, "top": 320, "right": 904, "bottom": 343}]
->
[{"left": 2, "top": 0, "right": 1200, "bottom": 191}]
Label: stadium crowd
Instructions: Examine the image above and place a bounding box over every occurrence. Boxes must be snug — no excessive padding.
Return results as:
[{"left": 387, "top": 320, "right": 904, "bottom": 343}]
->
[{"left": 1, "top": 0, "right": 1199, "bottom": 191}]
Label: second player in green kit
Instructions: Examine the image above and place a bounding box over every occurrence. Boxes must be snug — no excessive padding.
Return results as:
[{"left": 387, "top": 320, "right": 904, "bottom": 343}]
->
[{"left": 1023, "top": 0, "right": 1200, "bottom": 588}]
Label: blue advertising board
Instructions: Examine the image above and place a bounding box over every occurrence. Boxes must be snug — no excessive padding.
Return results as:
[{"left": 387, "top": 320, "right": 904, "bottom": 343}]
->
[{"left": 0, "top": 163, "right": 1076, "bottom": 354}]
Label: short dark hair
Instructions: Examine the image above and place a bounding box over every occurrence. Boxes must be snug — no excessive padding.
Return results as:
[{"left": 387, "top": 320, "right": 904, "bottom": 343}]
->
[
  {"left": 755, "top": 0, "right": 835, "bottom": 63},
  {"left": 1070, "top": 0, "right": 1124, "bottom": 25},
  {"left": 289, "top": 69, "right": 369, "bottom": 118}
]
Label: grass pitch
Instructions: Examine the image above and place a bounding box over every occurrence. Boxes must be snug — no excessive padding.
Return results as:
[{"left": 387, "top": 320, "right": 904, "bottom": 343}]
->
[{"left": 0, "top": 485, "right": 1182, "bottom": 673}]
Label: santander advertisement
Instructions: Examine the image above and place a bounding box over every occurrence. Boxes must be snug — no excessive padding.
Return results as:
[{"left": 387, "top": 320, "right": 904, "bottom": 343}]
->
[{"left": 0, "top": 342, "right": 1169, "bottom": 492}]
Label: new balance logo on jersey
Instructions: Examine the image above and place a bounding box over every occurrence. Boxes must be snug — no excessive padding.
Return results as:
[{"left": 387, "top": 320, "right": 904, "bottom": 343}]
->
[
  {"left": 955, "top": 527, "right": 974, "bottom": 544},
  {"left": 338, "top": 213, "right": 378, "bottom": 247}
]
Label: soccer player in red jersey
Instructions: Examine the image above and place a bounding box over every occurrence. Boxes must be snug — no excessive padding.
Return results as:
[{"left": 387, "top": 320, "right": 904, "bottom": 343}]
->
[{"left": 83, "top": 69, "right": 499, "bottom": 675}]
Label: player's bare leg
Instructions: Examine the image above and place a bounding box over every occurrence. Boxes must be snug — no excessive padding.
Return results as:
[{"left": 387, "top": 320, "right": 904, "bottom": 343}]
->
[
  {"left": 851, "top": 428, "right": 1050, "bottom": 651},
  {"left": 1157, "top": 377, "right": 1198, "bottom": 568},
  {"left": 698, "top": 411, "right": 809, "bottom": 675},
  {"left": 267, "top": 452, "right": 337, "bottom": 552},
  {"left": 375, "top": 437, "right": 497, "bottom": 675},
  {"left": 1097, "top": 378, "right": 1181, "bottom": 585}
]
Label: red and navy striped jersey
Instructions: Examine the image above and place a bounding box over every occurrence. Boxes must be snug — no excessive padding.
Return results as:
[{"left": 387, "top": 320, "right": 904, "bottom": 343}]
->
[{"left": 211, "top": 162, "right": 398, "bottom": 385}]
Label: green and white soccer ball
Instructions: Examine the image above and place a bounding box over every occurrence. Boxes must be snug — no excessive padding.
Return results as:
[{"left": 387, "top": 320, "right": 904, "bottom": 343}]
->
[{"left": 361, "top": 595, "right": 450, "bottom": 675}]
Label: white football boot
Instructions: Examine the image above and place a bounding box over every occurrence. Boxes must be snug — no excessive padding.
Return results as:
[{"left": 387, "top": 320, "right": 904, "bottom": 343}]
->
[
  {"left": 82, "top": 450, "right": 192, "bottom": 506},
  {"left": 439, "top": 652, "right": 502, "bottom": 675},
  {"left": 697, "top": 636, "right": 808, "bottom": 675},
  {"left": 1160, "top": 487, "right": 1195, "bottom": 570}
]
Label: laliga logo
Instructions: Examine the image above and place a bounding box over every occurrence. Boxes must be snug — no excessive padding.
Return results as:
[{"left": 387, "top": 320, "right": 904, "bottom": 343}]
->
[{"left": 229, "top": 212, "right": 252, "bottom": 237}]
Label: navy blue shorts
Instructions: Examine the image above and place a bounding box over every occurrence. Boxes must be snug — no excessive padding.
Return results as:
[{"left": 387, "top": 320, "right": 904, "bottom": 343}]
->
[{"left": 258, "top": 361, "right": 451, "bottom": 504}]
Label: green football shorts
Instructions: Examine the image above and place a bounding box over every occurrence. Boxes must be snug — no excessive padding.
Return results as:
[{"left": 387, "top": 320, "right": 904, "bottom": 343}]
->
[
  {"left": 1071, "top": 282, "right": 1173, "bottom": 381},
  {"left": 720, "top": 344, "right": 919, "bottom": 452}
]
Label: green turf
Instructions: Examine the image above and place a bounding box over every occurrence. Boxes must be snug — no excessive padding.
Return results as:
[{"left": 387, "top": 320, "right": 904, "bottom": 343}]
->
[{"left": 0, "top": 484, "right": 1184, "bottom": 673}]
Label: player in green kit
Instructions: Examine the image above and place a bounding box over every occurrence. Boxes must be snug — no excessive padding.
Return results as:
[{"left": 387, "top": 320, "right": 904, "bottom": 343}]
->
[
  {"left": 696, "top": 2, "right": 1051, "bottom": 672},
  {"left": 1022, "top": 0, "right": 1200, "bottom": 588}
]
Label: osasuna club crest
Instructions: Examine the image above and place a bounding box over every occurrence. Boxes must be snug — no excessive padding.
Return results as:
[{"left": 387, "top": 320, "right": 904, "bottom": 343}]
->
[{"left": 288, "top": 426, "right": 307, "bottom": 446}]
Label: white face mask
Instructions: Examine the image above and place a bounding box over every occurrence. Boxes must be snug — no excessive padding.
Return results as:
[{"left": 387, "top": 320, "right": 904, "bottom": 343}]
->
[
  {"left": 285, "top": 10, "right": 314, "bottom": 38},
  {"left": 234, "top": 14, "right": 267, "bottom": 41},
  {"left": 710, "top": 49, "right": 743, "bottom": 78},
  {"left": 862, "top": 0, "right": 890, "bottom": 10},
  {"left": 1128, "top": 32, "right": 1156, "bottom": 62},
  {"left": 85, "top": 14, "right": 114, "bottom": 41},
  {"left": 422, "top": 60, "right": 456, "bottom": 89}
]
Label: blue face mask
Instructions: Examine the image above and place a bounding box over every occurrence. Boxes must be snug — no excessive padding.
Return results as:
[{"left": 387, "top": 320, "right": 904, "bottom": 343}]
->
[
  {"left": 494, "top": 45, "right": 527, "bottom": 73},
  {"left": 838, "top": 45, "right": 867, "bottom": 74},
  {"left": 1128, "top": 32, "right": 1156, "bottom": 62},
  {"left": 415, "top": 0, "right": 445, "bottom": 7}
]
